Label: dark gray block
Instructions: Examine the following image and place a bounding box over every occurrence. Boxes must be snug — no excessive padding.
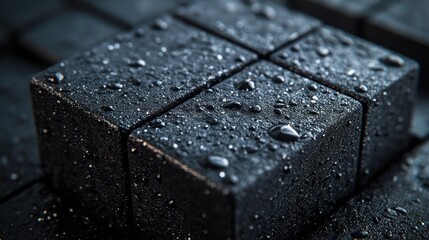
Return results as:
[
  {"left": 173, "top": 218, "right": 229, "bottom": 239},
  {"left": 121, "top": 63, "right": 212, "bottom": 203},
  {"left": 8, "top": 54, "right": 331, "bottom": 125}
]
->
[
  {"left": 290, "top": 0, "right": 392, "bottom": 34},
  {"left": 0, "top": 0, "right": 62, "bottom": 29},
  {"left": 272, "top": 27, "right": 419, "bottom": 186},
  {"left": 30, "top": 15, "right": 256, "bottom": 229},
  {"left": 0, "top": 55, "right": 41, "bottom": 200},
  {"left": 128, "top": 61, "right": 363, "bottom": 239},
  {"left": 302, "top": 141, "right": 429, "bottom": 240},
  {"left": 0, "top": 182, "right": 114, "bottom": 240},
  {"left": 0, "top": 26, "right": 8, "bottom": 47},
  {"left": 79, "top": 0, "right": 182, "bottom": 28},
  {"left": 365, "top": 0, "right": 429, "bottom": 90},
  {"left": 176, "top": 0, "right": 320, "bottom": 55},
  {"left": 411, "top": 95, "right": 429, "bottom": 141},
  {"left": 21, "top": 10, "right": 120, "bottom": 64}
]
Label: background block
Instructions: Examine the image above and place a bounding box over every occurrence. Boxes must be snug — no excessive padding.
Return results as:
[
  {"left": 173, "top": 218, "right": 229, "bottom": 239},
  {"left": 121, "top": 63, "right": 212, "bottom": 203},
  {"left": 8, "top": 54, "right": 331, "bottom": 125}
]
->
[
  {"left": 176, "top": 0, "right": 320, "bottom": 55},
  {"left": 272, "top": 27, "right": 419, "bottom": 186},
  {"left": 21, "top": 10, "right": 120, "bottom": 64},
  {"left": 302, "top": 141, "right": 429, "bottom": 240},
  {"left": 0, "top": 55, "right": 41, "bottom": 200},
  {"left": 30, "top": 15, "right": 256, "bottom": 229},
  {"left": 128, "top": 61, "right": 362, "bottom": 239}
]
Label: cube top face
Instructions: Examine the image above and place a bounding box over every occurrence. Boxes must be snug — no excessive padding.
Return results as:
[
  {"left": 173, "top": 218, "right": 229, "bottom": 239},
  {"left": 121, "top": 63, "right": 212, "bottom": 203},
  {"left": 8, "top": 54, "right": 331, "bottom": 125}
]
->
[
  {"left": 370, "top": 0, "right": 429, "bottom": 44},
  {"left": 31, "top": 15, "right": 257, "bottom": 130},
  {"left": 130, "top": 61, "right": 362, "bottom": 191},
  {"left": 176, "top": 0, "right": 320, "bottom": 55},
  {"left": 306, "top": 0, "right": 384, "bottom": 16},
  {"left": 272, "top": 27, "right": 418, "bottom": 101}
]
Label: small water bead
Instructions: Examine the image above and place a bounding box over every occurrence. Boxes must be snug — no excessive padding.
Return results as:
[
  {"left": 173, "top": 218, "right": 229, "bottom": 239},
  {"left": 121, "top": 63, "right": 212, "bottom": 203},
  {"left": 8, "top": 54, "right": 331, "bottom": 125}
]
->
[
  {"left": 379, "top": 54, "right": 404, "bottom": 67},
  {"left": 152, "top": 19, "right": 169, "bottom": 30},
  {"left": 101, "top": 105, "right": 115, "bottom": 112},
  {"left": 269, "top": 124, "right": 300, "bottom": 142},
  {"left": 47, "top": 72, "right": 64, "bottom": 84},
  {"left": 308, "top": 83, "right": 318, "bottom": 91},
  {"left": 206, "top": 155, "right": 229, "bottom": 169},
  {"left": 316, "top": 46, "right": 330, "bottom": 57},
  {"left": 355, "top": 85, "right": 368, "bottom": 93},
  {"left": 250, "top": 105, "right": 262, "bottom": 113},
  {"left": 223, "top": 101, "right": 242, "bottom": 109},
  {"left": 236, "top": 78, "right": 255, "bottom": 91},
  {"left": 272, "top": 75, "right": 285, "bottom": 83}
]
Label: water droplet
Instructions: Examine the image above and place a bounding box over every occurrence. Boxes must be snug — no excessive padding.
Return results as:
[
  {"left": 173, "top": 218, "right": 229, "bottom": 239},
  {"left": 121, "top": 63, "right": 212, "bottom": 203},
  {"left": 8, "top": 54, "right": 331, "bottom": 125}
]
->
[
  {"left": 351, "top": 230, "right": 369, "bottom": 239},
  {"left": 272, "top": 75, "right": 285, "bottom": 83},
  {"left": 269, "top": 124, "right": 300, "bottom": 142},
  {"left": 355, "top": 85, "right": 368, "bottom": 93},
  {"left": 235, "top": 55, "right": 247, "bottom": 63},
  {"left": 129, "top": 59, "right": 146, "bottom": 67},
  {"left": 10, "top": 173, "right": 18, "bottom": 181},
  {"left": 316, "top": 46, "right": 330, "bottom": 57},
  {"left": 206, "top": 155, "right": 229, "bottom": 169},
  {"left": 236, "top": 78, "right": 255, "bottom": 91},
  {"left": 101, "top": 105, "right": 115, "bottom": 112},
  {"left": 379, "top": 55, "right": 404, "bottom": 67},
  {"left": 152, "top": 19, "right": 169, "bottom": 30},
  {"left": 253, "top": 5, "right": 277, "bottom": 19},
  {"left": 250, "top": 105, "right": 262, "bottom": 113},
  {"left": 223, "top": 101, "right": 242, "bottom": 109},
  {"left": 308, "top": 83, "right": 318, "bottom": 91},
  {"left": 394, "top": 206, "right": 408, "bottom": 215},
  {"left": 47, "top": 72, "right": 64, "bottom": 84}
]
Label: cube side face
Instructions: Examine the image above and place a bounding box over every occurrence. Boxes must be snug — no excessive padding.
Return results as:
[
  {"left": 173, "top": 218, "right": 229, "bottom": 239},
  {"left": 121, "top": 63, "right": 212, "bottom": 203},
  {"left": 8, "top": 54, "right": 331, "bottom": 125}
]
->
[
  {"left": 128, "top": 139, "right": 235, "bottom": 239},
  {"left": 272, "top": 27, "right": 419, "bottom": 186},
  {"left": 129, "top": 62, "right": 362, "bottom": 238},
  {"left": 31, "top": 81, "right": 129, "bottom": 229},
  {"left": 235, "top": 108, "right": 362, "bottom": 239},
  {"left": 176, "top": 0, "right": 320, "bottom": 55}
]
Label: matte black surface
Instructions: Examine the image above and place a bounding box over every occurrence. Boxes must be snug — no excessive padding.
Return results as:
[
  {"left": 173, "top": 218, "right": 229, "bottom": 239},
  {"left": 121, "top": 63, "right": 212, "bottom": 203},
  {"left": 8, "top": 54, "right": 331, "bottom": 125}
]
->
[
  {"left": 128, "top": 61, "right": 362, "bottom": 239},
  {"left": 272, "top": 27, "right": 419, "bottom": 186},
  {"left": 411, "top": 96, "right": 429, "bottom": 141},
  {"left": 79, "top": 0, "right": 183, "bottom": 28},
  {"left": 365, "top": 0, "right": 429, "bottom": 90},
  {"left": 21, "top": 10, "right": 120, "bottom": 63},
  {"left": 302, "top": 140, "right": 429, "bottom": 240},
  {"left": 0, "top": 54, "right": 41, "bottom": 200},
  {"left": 176, "top": 0, "right": 320, "bottom": 55},
  {"left": 290, "top": 0, "right": 390, "bottom": 34},
  {"left": 0, "top": 182, "right": 113, "bottom": 240},
  {"left": 0, "top": 27, "right": 7, "bottom": 47},
  {"left": 0, "top": 0, "right": 63, "bottom": 29},
  {"left": 30, "top": 15, "right": 256, "bottom": 229}
]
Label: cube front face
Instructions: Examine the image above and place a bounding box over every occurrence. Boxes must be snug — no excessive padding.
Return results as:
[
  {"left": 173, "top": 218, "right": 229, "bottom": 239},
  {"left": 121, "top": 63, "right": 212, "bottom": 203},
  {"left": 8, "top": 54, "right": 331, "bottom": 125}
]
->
[
  {"left": 30, "top": 14, "right": 256, "bottom": 229},
  {"left": 272, "top": 27, "right": 419, "bottom": 186},
  {"left": 176, "top": 0, "right": 321, "bottom": 55},
  {"left": 129, "top": 62, "right": 362, "bottom": 238}
]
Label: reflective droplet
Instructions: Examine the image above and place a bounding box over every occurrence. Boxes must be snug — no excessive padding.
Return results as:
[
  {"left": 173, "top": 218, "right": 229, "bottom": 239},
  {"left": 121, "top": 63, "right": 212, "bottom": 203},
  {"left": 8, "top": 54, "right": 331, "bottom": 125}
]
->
[
  {"left": 236, "top": 78, "right": 255, "bottom": 91},
  {"left": 394, "top": 206, "right": 408, "bottom": 215},
  {"left": 223, "top": 101, "right": 242, "bottom": 109},
  {"left": 153, "top": 19, "right": 169, "bottom": 30},
  {"left": 206, "top": 155, "right": 229, "bottom": 169},
  {"left": 250, "top": 105, "right": 262, "bottom": 113},
  {"left": 355, "top": 85, "right": 368, "bottom": 93},
  {"left": 308, "top": 83, "right": 318, "bottom": 91},
  {"left": 272, "top": 75, "right": 285, "bottom": 83},
  {"left": 316, "top": 46, "right": 330, "bottom": 57},
  {"left": 101, "top": 105, "right": 115, "bottom": 112},
  {"left": 47, "top": 72, "right": 64, "bottom": 84},
  {"left": 253, "top": 5, "right": 277, "bottom": 19},
  {"left": 351, "top": 230, "right": 369, "bottom": 239},
  {"left": 269, "top": 124, "right": 300, "bottom": 142},
  {"left": 379, "top": 55, "right": 404, "bottom": 67},
  {"left": 129, "top": 59, "right": 146, "bottom": 67}
]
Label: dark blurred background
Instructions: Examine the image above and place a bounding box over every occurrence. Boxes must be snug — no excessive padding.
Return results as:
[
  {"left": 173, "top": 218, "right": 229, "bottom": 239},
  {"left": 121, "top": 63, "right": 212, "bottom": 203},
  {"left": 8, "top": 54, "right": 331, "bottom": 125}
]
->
[{"left": 0, "top": 0, "right": 427, "bottom": 238}]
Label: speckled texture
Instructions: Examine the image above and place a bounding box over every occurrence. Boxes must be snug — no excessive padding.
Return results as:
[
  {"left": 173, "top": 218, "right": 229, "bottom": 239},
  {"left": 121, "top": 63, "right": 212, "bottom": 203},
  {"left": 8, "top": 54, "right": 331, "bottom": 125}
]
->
[
  {"left": 302, "top": 141, "right": 429, "bottom": 240},
  {"left": 0, "top": 183, "right": 115, "bottom": 240},
  {"left": 21, "top": 10, "right": 120, "bottom": 63},
  {"left": 30, "top": 15, "right": 256, "bottom": 229},
  {"left": 272, "top": 27, "right": 419, "bottom": 186},
  {"left": 0, "top": 55, "right": 41, "bottom": 200},
  {"left": 176, "top": 0, "right": 320, "bottom": 55},
  {"left": 128, "top": 61, "right": 363, "bottom": 239},
  {"left": 290, "top": 0, "right": 391, "bottom": 34},
  {"left": 365, "top": 0, "right": 429, "bottom": 90}
]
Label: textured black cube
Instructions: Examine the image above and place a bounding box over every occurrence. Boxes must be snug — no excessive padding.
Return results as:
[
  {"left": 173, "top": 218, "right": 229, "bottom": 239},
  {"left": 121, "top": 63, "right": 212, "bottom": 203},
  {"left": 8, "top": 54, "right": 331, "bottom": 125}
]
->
[
  {"left": 272, "top": 27, "right": 419, "bottom": 186},
  {"left": 176, "top": 0, "right": 320, "bottom": 55},
  {"left": 128, "top": 61, "right": 362, "bottom": 239},
  {"left": 365, "top": 0, "right": 429, "bottom": 90},
  {"left": 30, "top": 15, "right": 256, "bottom": 229},
  {"left": 303, "top": 141, "right": 429, "bottom": 239}
]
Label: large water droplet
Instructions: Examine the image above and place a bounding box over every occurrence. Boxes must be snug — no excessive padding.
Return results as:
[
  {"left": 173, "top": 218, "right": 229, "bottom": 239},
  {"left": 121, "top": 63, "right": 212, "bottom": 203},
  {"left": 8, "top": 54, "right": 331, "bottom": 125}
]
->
[
  {"left": 236, "top": 78, "right": 255, "bottom": 91},
  {"left": 206, "top": 155, "right": 229, "bottom": 169},
  {"left": 223, "top": 101, "right": 242, "bottom": 109},
  {"left": 269, "top": 124, "right": 300, "bottom": 142},
  {"left": 379, "top": 55, "right": 404, "bottom": 67}
]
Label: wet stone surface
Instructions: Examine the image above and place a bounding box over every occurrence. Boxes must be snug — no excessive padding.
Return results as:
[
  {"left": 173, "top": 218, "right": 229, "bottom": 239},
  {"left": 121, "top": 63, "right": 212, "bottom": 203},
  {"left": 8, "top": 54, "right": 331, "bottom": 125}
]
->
[
  {"left": 272, "top": 27, "right": 419, "bottom": 186},
  {"left": 0, "top": 55, "right": 41, "bottom": 200},
  {"left": 21, "top": 10, "right": 120, "bottom": 64},
  {"left": 30, "top": 15, "right": 256, "bottom": 229},
  {"left": 176, "top": 0, "right": 320, "bottom": 55},
  {"left": 290, "top": 0, "right": 390, "bottom": 34},
  {"left": 302, "top": 141, "right": 429, "bottom": 240},
  {"left": 0, "top": 182, "right": 115, "bottom": 240},
  {"left": 365, "top": 0, "right": 429, "bottom": 90},
  {"left": 128, "top": 61, "right": 362, "bottom": 239}
]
